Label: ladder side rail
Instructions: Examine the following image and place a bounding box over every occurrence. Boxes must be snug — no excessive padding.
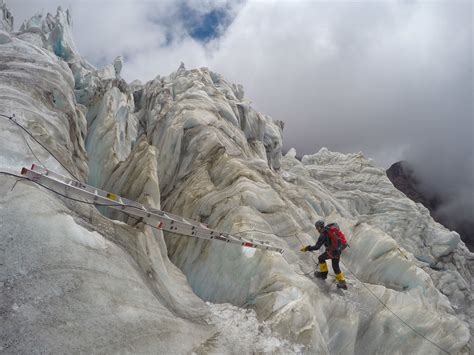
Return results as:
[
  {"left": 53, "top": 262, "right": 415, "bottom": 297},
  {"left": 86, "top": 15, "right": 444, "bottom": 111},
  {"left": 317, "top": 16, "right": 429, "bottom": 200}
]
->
[
  {"left": 143, "top": 214, "right": 274, "bottom": 251},
  {"left": 151, "top": 217, "right": 204, "bottom": 238},
  {"left": 189, "top": 226, "right": 272, "bottom": 247},
  {"left": 141, "top": 212, "right": 212, "bottom": 238},
  {"left": 161, "top": 228, "right": 216, "bottom": 244},
  {"left": 193, "top": 228, "right": 282, "bottom": 253},
  {"left": 159, "top": 229, "right": 282, "bottom": 253},
  {"left": 22, "top": 168, "right": 166, "bottom": 223},
  {"left": 224, "top": 233, "right": 254, "bottom": 244},
  {"left": 147, "top": 217, "right": 249, "bottom": 248},
  {"left": 143, "top": 213, "right": 283, "bottom": 252},
  {"left": 30, "top": 165, "right": 279, "bottom": 245},
  {"left": 180, "top": 215, "right": 209, "bottom": 228},
  {"left": 170, "top": 219, "right": 274, "bottom": 247},
  {"left": 30, "top": 164, "right": 147, "bottom": 210},
  {"left": 141, "top": 208, "right": 281, "bottom": 252},
  {"left": 148, "top": 210, "right": 220, "bottom": 239},
  {"left": 221, "top": 232, "right": 264, "bottom": 246},
  {"left": 192, "top": 228, "right": 257, "bottom": 249},
  {"left": 146, "top": 205, "right": 207, "bottom": 229},
  {"left": 22, "top": 168, "right": 284, "bottom": 253},
  {"left": 230, "top": 232, "right": 273, "bottom": 246},
  {"left": 31, "top": 163, "right": 65, "bottom": 179},
  {"left": 112, "top": 201, "right": 284, "bottom": 253},
  {"left": 25, "top": 168, "right": 217, "bottom": 238},
  {"left": 231, "top": 235, "right": 283, "bottom": 252},
  {"left": 30, "top": 165, "right": 249, "bottom": 238},
  {"left": 29, "top": 164, "right": 96, "bottom": 196}
]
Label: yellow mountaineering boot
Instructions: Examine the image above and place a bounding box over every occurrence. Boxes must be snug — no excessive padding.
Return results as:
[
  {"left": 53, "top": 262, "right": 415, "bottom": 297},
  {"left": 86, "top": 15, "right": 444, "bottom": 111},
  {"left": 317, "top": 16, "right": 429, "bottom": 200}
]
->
[
  {"left": 336, "top": 272, "right": 348, "bottom": 290},
  {"left": 314, "top": 262, "right": 328, "bottom": 279}
]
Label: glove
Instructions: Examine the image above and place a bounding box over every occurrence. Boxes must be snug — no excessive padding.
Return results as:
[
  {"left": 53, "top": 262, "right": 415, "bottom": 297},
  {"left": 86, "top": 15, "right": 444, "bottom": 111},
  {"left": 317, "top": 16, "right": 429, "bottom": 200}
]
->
[{"left": 300, "top": 246, "right": 308, "bottom": 252}]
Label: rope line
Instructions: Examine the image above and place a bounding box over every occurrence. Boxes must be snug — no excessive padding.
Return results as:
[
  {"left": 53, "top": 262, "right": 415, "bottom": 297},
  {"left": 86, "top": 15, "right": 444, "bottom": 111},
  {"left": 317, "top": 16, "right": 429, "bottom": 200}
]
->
[
  {"left": 0, "top": 173, "right": 170, "bottom": 272},
  {"left": 339, "top": 259, "right": 451, "bottom": 354},
  {"left": 0, "top": 113, "right": 81, "bottom": 181},
  {"left": 20, "top": 128, "right": 46, "bottom": 168},
  {"left": 0, "top": 172, "right": 167, "bottom": 235},
  {"left": 218, "top": 226, "right": 453, "bottom": 354},
  {"left": 0, "top": 111, "right": 453, "bottom": 354}
]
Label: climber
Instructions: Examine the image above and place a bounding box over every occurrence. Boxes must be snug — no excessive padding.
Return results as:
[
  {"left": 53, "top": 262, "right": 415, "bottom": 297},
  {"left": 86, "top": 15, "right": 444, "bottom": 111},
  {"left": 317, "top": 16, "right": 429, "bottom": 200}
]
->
[{"left": 300, "top": 220, "right": 348, "bottom": 289}]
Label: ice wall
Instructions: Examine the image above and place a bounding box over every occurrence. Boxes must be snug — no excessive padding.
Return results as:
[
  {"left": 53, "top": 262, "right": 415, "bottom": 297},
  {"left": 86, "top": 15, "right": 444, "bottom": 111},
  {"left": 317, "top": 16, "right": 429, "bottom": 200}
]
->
[
  {"left": 19, "top": 7, "right": 79, "bottom": 62},
  {"left": 0, "top": 179, "right": 213, "bottom": 353},
  {"left": 0, "top": 14, "right": 87, "bottom": 179},
  {"left": 0, "top": 0, "right": 13, "bottom": 33},
  {"left": 83, "top": 79, "right": 138, "bottom": 187}
]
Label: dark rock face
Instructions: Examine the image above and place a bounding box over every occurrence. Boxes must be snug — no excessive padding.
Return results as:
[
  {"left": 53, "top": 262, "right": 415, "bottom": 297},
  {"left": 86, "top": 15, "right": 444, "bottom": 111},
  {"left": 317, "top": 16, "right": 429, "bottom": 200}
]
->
[
  {"left": 387, "top": 161, "right": 473, "bottom": 251},
  {"left": 386, "top": 161, "right": 441, "bottom": 210}
]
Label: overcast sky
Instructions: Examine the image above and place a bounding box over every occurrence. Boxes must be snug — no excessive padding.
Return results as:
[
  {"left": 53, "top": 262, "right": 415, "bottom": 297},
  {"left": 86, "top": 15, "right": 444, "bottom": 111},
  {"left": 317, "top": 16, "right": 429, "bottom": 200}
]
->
[{"left": 8, "top": 0, "right": 474, "bottom": 237}]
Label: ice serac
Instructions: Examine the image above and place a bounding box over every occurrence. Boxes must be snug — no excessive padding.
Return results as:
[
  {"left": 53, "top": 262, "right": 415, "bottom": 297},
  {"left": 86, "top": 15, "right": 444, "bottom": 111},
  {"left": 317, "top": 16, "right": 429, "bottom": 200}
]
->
[
  {"left": 0, "top": 13, "right": 87, "bottom": 179},
  {"left": 101, "top": 136, "right": 211, "bottom": 320},
  {"left": 0, "top": 0, "right": 13, "bottom": 33},
  {"left": 136, "top": 66, "right": 283, "bottom": 199},
  {"left": 83, "top": 78, "right": 137, "bottom": 187},
  {"left": 19, "top": 6, "right": 79, "bottom": 62}
]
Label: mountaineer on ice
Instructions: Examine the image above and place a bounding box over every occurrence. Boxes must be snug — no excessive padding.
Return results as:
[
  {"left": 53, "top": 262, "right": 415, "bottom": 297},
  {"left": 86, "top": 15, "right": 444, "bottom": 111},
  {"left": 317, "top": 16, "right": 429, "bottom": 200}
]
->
[{"left": 300, "top": 220, "right": 348, "bottom": 289}]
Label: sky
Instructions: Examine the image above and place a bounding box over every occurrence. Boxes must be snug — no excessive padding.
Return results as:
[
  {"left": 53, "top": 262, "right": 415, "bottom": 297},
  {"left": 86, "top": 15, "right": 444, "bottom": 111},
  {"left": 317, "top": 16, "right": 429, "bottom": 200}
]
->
[{"left": 8, "top": 0, "right": 474, "bottom": 241}]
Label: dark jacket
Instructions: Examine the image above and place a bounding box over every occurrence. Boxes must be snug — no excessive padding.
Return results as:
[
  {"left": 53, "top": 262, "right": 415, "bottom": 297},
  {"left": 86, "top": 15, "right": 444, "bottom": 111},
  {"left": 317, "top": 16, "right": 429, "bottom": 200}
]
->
[
  {"left": 307, "top": 229, "right": 330, "bottom": 252},
  {"left": 307, "top": 226, "right": 347, "bottom": 258}
]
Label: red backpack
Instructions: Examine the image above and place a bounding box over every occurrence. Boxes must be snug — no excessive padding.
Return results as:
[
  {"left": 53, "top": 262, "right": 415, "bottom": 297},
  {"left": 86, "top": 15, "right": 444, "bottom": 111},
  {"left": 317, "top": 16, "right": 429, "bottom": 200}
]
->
[{"left": 325, "top": 223, "right": 348, "bottom": 251}]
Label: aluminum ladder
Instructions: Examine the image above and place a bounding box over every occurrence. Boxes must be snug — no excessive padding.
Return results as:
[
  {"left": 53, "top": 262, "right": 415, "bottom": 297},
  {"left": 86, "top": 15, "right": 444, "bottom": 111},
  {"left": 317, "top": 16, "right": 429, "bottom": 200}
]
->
[{"left": 20, "top": 164, "right": 284, "bottom": 254}]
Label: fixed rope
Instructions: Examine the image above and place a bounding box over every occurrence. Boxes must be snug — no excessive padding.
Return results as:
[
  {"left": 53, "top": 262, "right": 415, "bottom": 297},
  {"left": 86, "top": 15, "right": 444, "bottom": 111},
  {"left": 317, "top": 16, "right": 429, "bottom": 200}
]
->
[
  {"left": 0, "top": 113, "right": 81, "bottom": 180},
  {"left": 231, "top": 226, "right": 452, "bottom": 354},
  {"left": 339, "top": 259, "right": 451, "bottom": 354}
]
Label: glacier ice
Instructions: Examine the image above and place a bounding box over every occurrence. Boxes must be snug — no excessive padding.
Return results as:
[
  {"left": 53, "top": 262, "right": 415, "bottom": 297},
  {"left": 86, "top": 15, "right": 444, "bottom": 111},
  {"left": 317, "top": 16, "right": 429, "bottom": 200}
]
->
[
  {"left": 84, "top": 81, "right": 137, "bottom": 187},
  {"left": 0, "top": 0, "right": 13, "bottom": 33},
  {"left": 0, "top": 29, "right": 10, "bottom": 44},
  {"left": 202, "top": 302, "right": 304, "bottom": 354},
  {"left": 0, "top": 178, "right": 214, "bottom": 353},
  {"left": 0, "top": 22, "right": 87, "bottom": 179},
  {"left": 18, "top": 7, "right": 79, "bottom": 62},
  {"left": 0, "top": 2, "right": 472, "bottom": 354}
]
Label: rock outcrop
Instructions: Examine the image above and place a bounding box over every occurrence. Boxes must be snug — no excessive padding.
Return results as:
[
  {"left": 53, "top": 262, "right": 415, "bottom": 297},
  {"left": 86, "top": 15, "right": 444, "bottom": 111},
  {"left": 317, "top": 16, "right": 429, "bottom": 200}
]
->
[{"left": 387, "top": 161, "right": 474, "bottom": 252}]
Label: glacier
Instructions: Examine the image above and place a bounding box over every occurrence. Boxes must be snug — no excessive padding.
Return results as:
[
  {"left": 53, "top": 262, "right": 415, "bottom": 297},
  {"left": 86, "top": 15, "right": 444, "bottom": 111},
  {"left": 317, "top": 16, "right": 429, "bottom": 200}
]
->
[{"left": 0, "top": 3, "right": 472, "bottom": 354}]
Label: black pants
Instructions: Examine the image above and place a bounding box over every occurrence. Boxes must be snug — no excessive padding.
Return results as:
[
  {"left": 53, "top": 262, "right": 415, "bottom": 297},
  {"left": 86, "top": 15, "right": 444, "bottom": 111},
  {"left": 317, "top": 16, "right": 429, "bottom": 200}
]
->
[{"left": 318, "top": 251, "right": 341, "bottom": 274}]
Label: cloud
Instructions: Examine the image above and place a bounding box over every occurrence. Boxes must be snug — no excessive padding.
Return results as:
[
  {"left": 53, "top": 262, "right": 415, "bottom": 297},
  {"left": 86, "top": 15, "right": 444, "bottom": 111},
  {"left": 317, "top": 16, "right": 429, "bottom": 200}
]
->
[
  {"left": 206, "top": 0, "right": 473, "bottom": 242},
  {"left": 208, "top": 0, "right": 472, "bottom": 164},
  {"left": 7, "top": 0, "right": 473, "bottom": 239},
  {"left": 9, "top": 0, "right": 242, "bottom": 69}
]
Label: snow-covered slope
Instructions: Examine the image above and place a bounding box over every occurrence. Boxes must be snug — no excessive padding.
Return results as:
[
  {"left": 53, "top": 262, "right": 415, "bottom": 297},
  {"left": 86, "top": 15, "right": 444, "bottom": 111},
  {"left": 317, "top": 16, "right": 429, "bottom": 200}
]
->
[{"left": 0, "top": 4, "right": 472, "bottom": 354}]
